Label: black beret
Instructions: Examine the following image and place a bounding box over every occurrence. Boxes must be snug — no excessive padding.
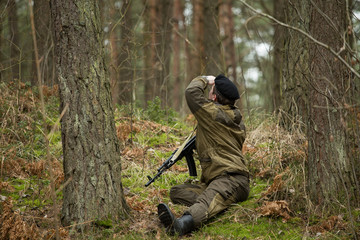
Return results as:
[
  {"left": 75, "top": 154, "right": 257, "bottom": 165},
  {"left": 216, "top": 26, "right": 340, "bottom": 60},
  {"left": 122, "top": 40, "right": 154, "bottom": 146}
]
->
[{"left": 215, "top": 74, "right": 240, "bottom": 100}]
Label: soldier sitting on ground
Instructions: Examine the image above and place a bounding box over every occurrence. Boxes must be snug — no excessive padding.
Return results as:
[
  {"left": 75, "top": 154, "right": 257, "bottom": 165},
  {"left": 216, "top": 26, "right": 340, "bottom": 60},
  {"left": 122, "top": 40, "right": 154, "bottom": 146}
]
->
[{"left": 158, "top": 74, "right": 250, "bottom": 236}]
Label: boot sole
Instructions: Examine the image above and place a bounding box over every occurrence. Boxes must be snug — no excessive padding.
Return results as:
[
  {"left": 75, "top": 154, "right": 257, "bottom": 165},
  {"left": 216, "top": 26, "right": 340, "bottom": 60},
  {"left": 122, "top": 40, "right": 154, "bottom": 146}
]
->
[
  {"left": 158, "top": 203, "right": 177, "bottom": 235},
  {"left": 158, "top": 203, "right": 175, "bottom": 227}
]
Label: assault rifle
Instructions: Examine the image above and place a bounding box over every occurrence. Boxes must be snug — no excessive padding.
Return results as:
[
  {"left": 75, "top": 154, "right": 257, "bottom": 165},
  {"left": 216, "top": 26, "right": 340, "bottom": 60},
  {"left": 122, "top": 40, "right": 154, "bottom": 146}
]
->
[{"left": 145, "top": 133, "right": 197, "bottom": 187}]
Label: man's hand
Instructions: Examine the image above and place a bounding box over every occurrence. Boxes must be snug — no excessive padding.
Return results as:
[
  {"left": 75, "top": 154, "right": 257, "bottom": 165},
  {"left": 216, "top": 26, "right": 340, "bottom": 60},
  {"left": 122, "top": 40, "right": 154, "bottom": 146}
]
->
[{"left": 205, "top": 75, "right": 215, "bottom": 85}]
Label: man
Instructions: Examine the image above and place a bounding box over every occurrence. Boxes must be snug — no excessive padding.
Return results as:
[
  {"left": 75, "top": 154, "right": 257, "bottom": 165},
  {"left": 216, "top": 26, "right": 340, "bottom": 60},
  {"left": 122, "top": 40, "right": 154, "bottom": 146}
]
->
[{"left": 158, "top": 74, "right": 250, "bottom": 236}]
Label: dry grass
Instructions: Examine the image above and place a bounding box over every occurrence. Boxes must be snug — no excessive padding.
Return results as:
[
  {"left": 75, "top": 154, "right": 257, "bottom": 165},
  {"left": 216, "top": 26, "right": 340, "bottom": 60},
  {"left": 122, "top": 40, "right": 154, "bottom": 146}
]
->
[{"left": 244, "top": 114, "right": 308, "bottom": 211}]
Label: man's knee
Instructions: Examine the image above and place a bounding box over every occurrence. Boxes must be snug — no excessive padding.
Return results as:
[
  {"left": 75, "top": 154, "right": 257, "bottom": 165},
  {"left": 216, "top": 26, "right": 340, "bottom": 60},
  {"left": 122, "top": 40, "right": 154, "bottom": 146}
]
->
[{"left": 170, "top": 184, "right": 201, "bottom": 206}]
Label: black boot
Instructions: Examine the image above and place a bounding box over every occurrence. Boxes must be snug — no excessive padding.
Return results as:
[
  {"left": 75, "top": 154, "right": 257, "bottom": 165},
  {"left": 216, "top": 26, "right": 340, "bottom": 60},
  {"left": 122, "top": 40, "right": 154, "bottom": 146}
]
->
[{"left": 157, "top": 203, "right": 195, "bottom": 236}]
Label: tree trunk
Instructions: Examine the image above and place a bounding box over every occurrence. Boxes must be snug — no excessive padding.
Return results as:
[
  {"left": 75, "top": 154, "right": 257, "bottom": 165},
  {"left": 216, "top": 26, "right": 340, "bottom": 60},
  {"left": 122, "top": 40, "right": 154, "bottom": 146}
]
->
[
  {"left": 0, "top": 1, "right": 4, "bottom": 81},
  {"left": 144, "top": 0, "right": 160, "bottom": 103},
  {"left": 172, "top": 0, "right": 182, "bottom": 111},
  {"left": 118, "top": 0, "right": 134, "bottom": 105},
  {"left": 219, "top": 0, "right": 236, "bottom": 80},
  {"left": 159, "top": 0, "right": 173, "bottom": 106},
  {"left": 33, "top": 0, "right": 54, "bottom": 86},
  {"left": 7, "top": 0, "right": 20, "bottom": 81},
  {"left": 219, "top": 0, "right": 242, "bottom": 109},
  {"left": 108, "top": 0, "right": 121, "bottom": 105},
  {"left": 193, "top": 0, "right": 205, "bottom": 75},
  {"left": 307, "top": 0, "right": 358, "bottom": 208},
  {"left": 272, "top": 0, "right": 285, "bottom": 112},
  {"left": 203, "top": 0, "right": 221, "bottom": 75},
  {"left": 51, "top": 0, "right": 129, "bottom": 230},
  {"left": 281, "top": 0, "right": 309, "bottom": 129}
]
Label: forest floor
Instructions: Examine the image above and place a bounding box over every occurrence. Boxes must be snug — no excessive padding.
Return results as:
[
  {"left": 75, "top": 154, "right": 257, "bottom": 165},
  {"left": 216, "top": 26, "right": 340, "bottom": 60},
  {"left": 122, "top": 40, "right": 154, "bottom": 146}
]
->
[{"left": 0, "top": 82, "right": 359, "bottom": 240}]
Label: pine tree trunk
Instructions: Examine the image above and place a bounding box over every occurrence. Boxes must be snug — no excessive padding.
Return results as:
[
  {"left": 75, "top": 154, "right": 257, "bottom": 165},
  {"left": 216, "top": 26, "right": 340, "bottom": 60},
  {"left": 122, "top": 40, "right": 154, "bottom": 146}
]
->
[
  {"left": 172, "top": 0, "right": 182, "bottom": 111},
  {"left": 7, "top": 0, "right": 20, "bottom": 81},
  {"left": 0, "top": 1, "right": 4, "bottom": 81},
  {"left": 307, "top": 0, "right": 358, "bottom": 208},
  {"left": 158, "top": 0, "right": 173, "bottom": 106},
  {"left": 272, "top": 0, "right": 285, "bottom": 112},
  {"left": 193, "top": 0, "right": 205, "bottom": 74},
  {"left": 144, "top": 0, "right": 173, "bottom": 106},
  {"left": 219, "top": 0, "right": 236, "bottom": 81},
  {"left": 108, "top": 0, "right": 120, "bottom": 104},
  {"left": 219, "top": 0, "right": 242, "bottom": 109},
  {"left": 282, "top": 0, "right": 309, "bottom": 128},
  {"left": 33, "top": 0, "right": 54, "bottom": 86},
  {"left": 51, "top": 0, "right": 129, "bottom": 230},
  {"left": 118, "top": 0, "right": 133, "bottom": 105},
  {"left": 203, "top": 0, "right": 221, "bottom": 75},
  {"left": 144, "top": 0, "right": 160, "bottom": 103}
]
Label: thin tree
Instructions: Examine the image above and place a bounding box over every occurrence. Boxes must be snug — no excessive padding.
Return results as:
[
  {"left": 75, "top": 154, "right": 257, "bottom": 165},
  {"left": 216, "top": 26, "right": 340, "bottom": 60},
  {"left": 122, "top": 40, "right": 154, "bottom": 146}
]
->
[
  {"left": 172, "top": 0, "right": 183, "bottom": 111},
  {"left": 50, "top": 0, "right": 129, "bottom": 230},
  {"left": 219, "top": 0, "right": 237, "bottom": 81},
  {"left": 7, "top": 0, "right": 20, "bottom": 80},
  {"left": 219, "top": 0, "right": 242, "bottom": 109},
  {"left": 203, "top": 0, "right": 222, "bottom": 75},
  {"left": 108, "top": 0, "right": 121, "bottom": 104},
  {"left": 118, "top": 0, "right": 134, "bottom": 105},
  {"left": 144, "top": 0, "right": 173, "bottom": 105},
  {"left": 192, "top": 0, "right": 205, "bottom": 74},
  {"left": 33, "top": 0, "right": 54, "bottom": 86},
  {"left": 281, "top": 0, "right": 309, "bottom": 128},
  {"left": 271, "top": 0, "right": 285, "bottom": 112},
  {"left": 0, "top": 1, "right": 4, "bottom": 81}
]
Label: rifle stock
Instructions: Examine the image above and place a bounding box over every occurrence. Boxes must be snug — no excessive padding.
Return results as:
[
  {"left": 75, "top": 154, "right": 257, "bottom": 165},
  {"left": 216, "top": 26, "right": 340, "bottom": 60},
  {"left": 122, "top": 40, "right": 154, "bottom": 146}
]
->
[{"left": 145, "top": 135, "right": 197, "bottom": 187}]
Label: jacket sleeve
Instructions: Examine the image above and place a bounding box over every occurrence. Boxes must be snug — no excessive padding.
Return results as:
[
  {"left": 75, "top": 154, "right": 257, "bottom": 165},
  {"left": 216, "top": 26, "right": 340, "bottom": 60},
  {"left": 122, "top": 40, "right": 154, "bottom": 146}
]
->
[{"left": 185, "top": 76, "right": 211, "bottom": 114}]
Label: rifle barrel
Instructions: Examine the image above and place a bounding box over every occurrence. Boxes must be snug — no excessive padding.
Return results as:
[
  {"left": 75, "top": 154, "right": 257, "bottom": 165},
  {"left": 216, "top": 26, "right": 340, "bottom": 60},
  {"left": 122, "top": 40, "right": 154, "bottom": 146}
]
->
[{"left": 145, "top": 135, "right": 196, "bottom": 187}]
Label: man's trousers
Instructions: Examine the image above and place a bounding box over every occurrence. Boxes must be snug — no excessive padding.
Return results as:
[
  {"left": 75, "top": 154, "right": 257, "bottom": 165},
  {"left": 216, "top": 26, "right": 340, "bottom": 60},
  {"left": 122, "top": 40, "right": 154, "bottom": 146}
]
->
[{"left": 169, "top": 173, "right": 249, "bottom": 227}]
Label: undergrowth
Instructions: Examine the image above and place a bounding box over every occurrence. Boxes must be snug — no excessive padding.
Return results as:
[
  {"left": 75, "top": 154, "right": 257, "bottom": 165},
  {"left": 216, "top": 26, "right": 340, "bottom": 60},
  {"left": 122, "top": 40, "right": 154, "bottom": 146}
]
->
[{"left": 1, "top": 82, "right": 359, "bottom": 239}]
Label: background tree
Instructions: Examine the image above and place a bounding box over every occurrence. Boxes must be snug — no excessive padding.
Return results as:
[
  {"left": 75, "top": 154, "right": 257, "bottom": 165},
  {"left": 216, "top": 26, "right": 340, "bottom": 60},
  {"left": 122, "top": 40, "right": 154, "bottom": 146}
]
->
[
  {"left": 143, "top": 0, "right": 173, "bottom": 105},
  {"left": 271, "top": 0, "right": 285, "bottom": 112},
  {"left": 172, "top": 0, "right": 184, "bottom": 111},
  {"left": 203, "top": 0, "right": 222, "bottom": 75},
  {"left": 118, "top": 0, "right": 134, "bottom": 105},
  {"left": 219, "top": 0, "right": 237, "bottom": 80},
  {"left": 50, "top": 0, "right": 129, "bottom": 229},
  {"left": 0, "top": 1, "right": 4, "bottom": 81},
  {"left": 107, "top": 0, "right": 135, "bottom": 105},
  {"left": 281, "top": 0, "right": 309, "bottom": 127},
  {"left": 7, "top": 0, "right": 20, "bottom": 81},
  {"left": 219, "top": 0, "right": 243, "bottom": 109},
  {"left": 107, "top": 0, "right": 121, "bottom": 104},
  {"left": 192, "top": 0, "right": 205, "bottom": 75},
  {"left": 33, "top": 0, "right": 54, "bottom": 86}
]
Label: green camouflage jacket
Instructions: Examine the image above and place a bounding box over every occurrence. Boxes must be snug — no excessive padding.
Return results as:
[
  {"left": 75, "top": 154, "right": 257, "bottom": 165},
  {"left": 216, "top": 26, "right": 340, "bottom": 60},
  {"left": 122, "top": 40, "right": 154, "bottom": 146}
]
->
[{"left": 185, "top": 76, "right": 249, "bottom": 184}]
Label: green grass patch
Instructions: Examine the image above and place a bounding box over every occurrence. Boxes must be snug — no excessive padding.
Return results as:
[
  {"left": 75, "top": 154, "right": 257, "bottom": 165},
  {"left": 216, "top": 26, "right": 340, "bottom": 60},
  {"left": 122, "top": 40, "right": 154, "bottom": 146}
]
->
[{"left": 196, "top": 216, "right": 304, "bottom": 240}]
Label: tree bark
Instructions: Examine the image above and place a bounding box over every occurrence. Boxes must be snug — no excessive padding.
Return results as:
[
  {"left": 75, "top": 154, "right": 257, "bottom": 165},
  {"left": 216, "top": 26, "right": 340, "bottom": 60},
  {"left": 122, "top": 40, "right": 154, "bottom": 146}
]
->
[
  {"left": 33, "top": 0, "right": 54, "bottom": 86},
  {"left": 0, "top": 1, "right": 4, "bottom": 81},
  {"left": 193, "top": 0, "right": 205, "bottom": 75},
  {"left": 203, "top": 0, "right": 222, "bottom": 75},
  {"left": 51, "top": 0, "right": 129, "bottom": 230},
  {"left": 108, "top": 0, "right": 121, "bottom": 105},
  {"left": 219, "top": 0, "right": 236, "bottom": 81},
  {"left": 281, "top": 0, "right": 309, "bottom": 129},
  {"left": 172, "top": 0, "right": 183, "bottom": 111},
  {"left": 144, "top": 0, "right": 173, "bottom": 105},
  {"left": 118, "top": 0, "right": 134, "bottom": 105},
  {"left": 272, "top": 0, "right": 285, "bottom": 112},
  {"left": 307, "top": 0, "right": 358, "bottom": 208},
  {"left": 144, "top": 0, "right": 158, "bottom": 103},
  {"left": 219, "top": 0, "right": 242, "bottom": 109},
  {"left": 7, "top": 0, "right": 20, "bottom": 81}
]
